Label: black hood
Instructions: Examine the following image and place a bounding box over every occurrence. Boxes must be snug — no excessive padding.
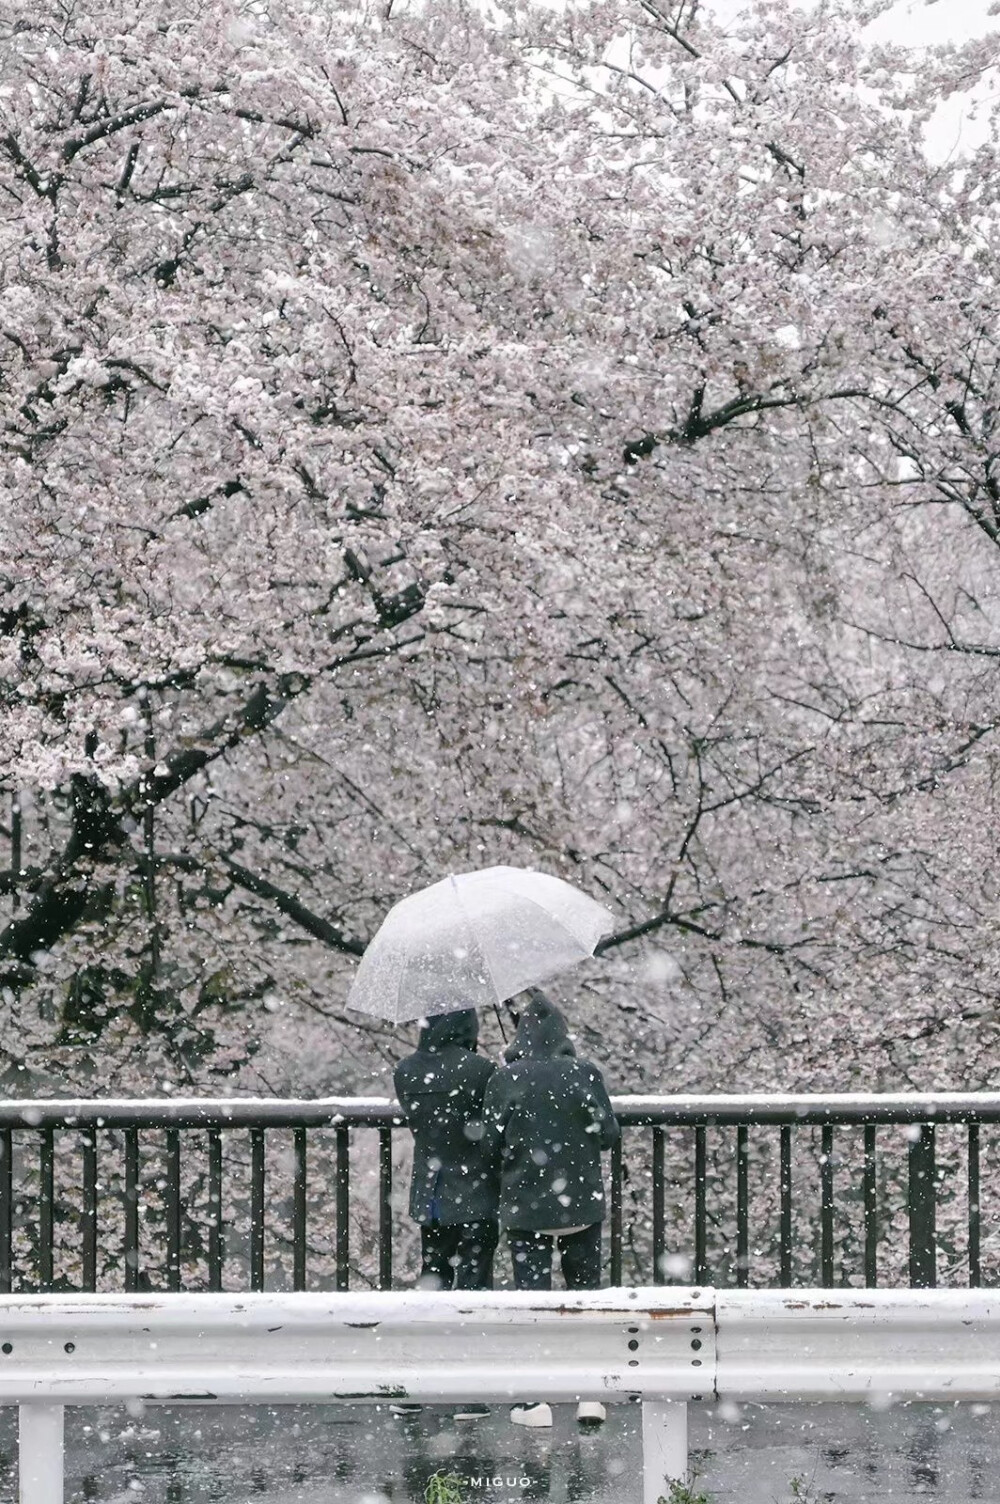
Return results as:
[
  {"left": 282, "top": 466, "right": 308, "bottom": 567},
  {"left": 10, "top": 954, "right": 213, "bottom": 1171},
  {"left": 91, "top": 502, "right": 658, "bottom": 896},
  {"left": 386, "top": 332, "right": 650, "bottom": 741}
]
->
[
  {"left": 418, "top": 1009, "right": 479, "bottom": 1053},
  {"left": 504, "top": 993, "right": 576, "bottom": 1062}
]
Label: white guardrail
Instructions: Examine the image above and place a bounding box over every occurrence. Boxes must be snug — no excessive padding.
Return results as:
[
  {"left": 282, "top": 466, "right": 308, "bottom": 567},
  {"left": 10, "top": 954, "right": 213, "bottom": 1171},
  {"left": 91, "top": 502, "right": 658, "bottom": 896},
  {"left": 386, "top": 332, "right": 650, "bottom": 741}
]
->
[{"left": 5, "top": 1286, "right": 1000, "bottom": 1504}]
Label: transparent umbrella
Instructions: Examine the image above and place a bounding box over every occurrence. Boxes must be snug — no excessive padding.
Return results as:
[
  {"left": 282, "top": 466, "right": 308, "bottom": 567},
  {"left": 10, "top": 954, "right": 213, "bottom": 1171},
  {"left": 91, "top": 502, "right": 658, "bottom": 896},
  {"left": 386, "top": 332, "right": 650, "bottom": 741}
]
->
[{"left": 346, "top": 866, "right": 614, "bottom": 1023}]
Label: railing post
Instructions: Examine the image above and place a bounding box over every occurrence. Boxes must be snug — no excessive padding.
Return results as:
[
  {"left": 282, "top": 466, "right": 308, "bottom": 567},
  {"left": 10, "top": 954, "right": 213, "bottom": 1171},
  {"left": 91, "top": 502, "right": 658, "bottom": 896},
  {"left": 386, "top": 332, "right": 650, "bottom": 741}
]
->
[
  {"left": 735, "top": 1125, "right": 749, "bottom": 1287},
  {"left": 610, "top": 1138, "right": 623, "bottom": 1285},
  {"left": 820, "top": 1124, "right": 834, "bottom": 1288},
  {"left": 335, "top": 1124, "right": 350, "bottom": 1291},
  {"left": 968, "top": 1123, "right": 981, "bottom": 1289},
  {"left": 378, "top": 1127, "right": 393, "bottom": 1290},
  {"left": 81, "top": 1126, "right": 97, "bottom": 1292},
  {"left": 779, "top": 1124, "right": 792, "bottom": 1286},
  {"left": 19, "top": 1402, "right": 63, "bottom": 1504},
  {"left": 250, "top": 1128, "right": 265, "bottom": 1292},
  {"left": 39, "top": 1130, "right": 54, "bottom": 1293},
  {"left": 165, "top": 1128, "right": 181, "bottom": 1292},
  {"left": 652, "top": 1127, "right": 665, "bottom": 1283},
  {"left": 908, "top": 1124, "right": 936, "bottom": 1289},
  {"left": 694, "top": 1127, "right": 707, "bottom": 1285},
  {"left": 207, "top": 1128, "right": 223, "bottom": 1292},
  {"left": 642, "top": 1400, "right": 687, "bottom": 1504},
  {"left": 124, "top": 1129, "right": 139, "bottom": 1293},
  {"left": 863, "top": 1124, "right": 878, "bottom": 1288},
  {"left": 0, "top": 1126, "right": 11, "bottom": 1296},
  {"left": 293, "top": 1128, "right": 307, "bottom": 1292}
]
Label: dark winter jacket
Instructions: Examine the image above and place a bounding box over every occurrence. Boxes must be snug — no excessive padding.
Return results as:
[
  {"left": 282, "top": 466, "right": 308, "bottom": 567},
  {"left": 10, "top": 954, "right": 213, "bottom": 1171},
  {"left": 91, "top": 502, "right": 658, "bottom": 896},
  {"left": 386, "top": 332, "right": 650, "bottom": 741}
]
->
[
  {"left": 393, "top": 1010, "right": 499, "bottom": 1226},
  {"left": 482, "top": 995, "right": 619, "bottom": 1233}
]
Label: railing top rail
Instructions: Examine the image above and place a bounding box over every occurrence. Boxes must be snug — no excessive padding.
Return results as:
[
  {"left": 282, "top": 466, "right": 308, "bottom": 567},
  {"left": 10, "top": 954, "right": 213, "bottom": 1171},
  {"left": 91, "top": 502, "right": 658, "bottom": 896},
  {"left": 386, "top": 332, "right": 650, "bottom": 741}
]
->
[
  {"left": 0, "top": 1097, "right": 402, "bottom": 1129},
  {"left": 0, "top": 1091, "right": 997, "bottom": 1128},
  {"left": 613, "top": 1092, "right": 1000, "bottom": 1125}
]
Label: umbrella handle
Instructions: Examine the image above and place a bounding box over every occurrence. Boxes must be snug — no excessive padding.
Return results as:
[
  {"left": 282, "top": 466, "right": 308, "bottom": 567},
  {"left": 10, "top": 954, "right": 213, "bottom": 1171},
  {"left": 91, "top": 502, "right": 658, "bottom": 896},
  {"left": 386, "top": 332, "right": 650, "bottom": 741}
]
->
[{"left": 492, "top": 1001, "right": 508, "bottom": 1043}]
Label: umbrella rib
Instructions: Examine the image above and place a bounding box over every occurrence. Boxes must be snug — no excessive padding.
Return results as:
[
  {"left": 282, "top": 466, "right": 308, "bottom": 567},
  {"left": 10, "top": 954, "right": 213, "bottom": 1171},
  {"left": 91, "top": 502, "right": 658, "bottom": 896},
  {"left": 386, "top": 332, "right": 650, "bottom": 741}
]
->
[
  {"left": 394, "top": 944, "right": 408, "bottom": 1023},
  {"left": 450, "top": 876, "right": 504, "bottom": 1006}
]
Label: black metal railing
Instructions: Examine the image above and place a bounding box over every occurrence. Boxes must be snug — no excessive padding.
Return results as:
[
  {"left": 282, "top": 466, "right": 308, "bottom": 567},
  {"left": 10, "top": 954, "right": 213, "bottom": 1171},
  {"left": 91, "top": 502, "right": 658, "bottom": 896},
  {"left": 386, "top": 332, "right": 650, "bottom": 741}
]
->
[
  {"left": 613, "top": 1094, "right": 979, "bottom": 1292},
  {"left": 0, "top": 1093, "right": 993, "bottom": 1293}
]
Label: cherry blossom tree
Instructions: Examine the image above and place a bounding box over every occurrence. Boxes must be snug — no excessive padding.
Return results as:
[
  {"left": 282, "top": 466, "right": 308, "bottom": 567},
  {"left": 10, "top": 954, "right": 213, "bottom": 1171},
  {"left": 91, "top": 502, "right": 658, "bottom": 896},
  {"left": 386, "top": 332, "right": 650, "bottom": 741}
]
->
[{"left": 2, "top": 0, "right": 999, "bottom": 1097}]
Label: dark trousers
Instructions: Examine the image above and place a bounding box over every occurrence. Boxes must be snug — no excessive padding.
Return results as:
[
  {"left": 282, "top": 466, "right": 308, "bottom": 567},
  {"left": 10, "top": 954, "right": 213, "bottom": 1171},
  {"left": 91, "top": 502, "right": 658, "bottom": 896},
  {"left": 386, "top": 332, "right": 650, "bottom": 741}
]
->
[
  {"left": 420, "top": 1219, "right": 498, "bottom": 1290},
  {"left": 508, "top": 1222, "right": 603, "bottom": 1290}
]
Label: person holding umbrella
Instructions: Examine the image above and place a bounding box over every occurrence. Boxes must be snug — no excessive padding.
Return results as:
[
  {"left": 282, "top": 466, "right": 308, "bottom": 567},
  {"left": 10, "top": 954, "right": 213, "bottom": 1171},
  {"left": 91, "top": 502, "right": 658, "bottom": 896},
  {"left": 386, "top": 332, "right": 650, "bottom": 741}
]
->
[
  {"left": 482, "top": 988, "right": 620, "bottom": 1429},
  {"left": 390, "top": 1007, "right": 499, "bottom": 1420}
]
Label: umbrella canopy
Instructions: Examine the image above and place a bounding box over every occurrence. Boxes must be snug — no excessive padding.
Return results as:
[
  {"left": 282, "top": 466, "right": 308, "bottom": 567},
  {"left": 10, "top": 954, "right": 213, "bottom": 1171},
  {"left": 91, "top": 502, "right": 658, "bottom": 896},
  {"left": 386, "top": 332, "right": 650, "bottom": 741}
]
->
[{"left": 346, "top": 866, "right": 613, "bottom": 1023}]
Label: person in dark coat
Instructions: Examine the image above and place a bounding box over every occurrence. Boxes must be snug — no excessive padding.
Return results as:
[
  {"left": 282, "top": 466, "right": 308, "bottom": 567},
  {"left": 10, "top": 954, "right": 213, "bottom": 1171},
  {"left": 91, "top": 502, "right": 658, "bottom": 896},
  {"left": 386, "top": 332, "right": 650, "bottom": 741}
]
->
[
  {"left": 482, "top": 988, "right": 619, "bottom": 1428},
  {"left": 482, "top": 989, "right": 619, "bottom": 1291},
  {"left": 393, "top": 1008, "right": 499, "bottom": 1291}
]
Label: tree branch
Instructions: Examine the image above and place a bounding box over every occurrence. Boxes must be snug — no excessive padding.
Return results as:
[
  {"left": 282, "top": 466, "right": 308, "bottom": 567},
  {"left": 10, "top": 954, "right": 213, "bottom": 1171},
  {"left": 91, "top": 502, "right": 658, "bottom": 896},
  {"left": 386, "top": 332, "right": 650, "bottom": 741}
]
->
[{"left": 221, "top": 857, "right": 364, "bottom": 955}]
